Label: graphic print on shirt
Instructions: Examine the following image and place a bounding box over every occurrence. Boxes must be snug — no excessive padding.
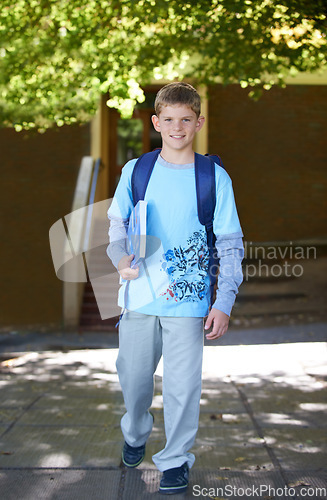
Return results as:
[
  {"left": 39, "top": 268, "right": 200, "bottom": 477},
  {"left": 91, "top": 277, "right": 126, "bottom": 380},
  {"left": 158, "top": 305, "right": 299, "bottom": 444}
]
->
[{"left": 160, "top": 230, "right": 209, "bottom": 302}]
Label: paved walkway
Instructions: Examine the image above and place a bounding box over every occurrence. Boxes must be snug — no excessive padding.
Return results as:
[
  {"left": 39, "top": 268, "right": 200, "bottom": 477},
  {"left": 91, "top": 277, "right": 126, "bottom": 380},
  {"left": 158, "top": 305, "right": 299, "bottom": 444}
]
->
[{"left": 0, "top": 323, "right": 326, "bottom": 499}]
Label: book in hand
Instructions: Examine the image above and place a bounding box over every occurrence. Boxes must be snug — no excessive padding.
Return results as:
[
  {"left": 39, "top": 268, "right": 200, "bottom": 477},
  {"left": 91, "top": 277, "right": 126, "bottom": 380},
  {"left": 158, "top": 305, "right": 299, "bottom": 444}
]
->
[{"left": 127, "top": 200, "right": 147, "bottom": 267}]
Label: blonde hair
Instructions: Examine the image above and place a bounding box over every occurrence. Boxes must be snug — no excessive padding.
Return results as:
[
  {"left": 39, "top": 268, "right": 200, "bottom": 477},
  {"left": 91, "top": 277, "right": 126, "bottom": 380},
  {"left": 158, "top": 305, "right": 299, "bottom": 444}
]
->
[{"left": 154, "top": 82, "right": 201, "bottom": 117}]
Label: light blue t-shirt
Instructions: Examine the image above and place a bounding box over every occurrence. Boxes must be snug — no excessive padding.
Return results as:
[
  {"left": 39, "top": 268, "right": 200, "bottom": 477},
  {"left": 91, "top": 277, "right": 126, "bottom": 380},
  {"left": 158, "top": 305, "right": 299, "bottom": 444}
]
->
[{"left": 108, "top": 155, "right": 243, "bottom": 317}]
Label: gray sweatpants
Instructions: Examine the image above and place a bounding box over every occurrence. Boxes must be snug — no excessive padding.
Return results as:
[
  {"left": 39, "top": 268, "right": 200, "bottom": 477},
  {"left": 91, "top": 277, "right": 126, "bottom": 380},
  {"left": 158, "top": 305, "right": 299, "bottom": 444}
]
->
[{"left": 116, "top": 310, "right": 204, "bottom": 472}]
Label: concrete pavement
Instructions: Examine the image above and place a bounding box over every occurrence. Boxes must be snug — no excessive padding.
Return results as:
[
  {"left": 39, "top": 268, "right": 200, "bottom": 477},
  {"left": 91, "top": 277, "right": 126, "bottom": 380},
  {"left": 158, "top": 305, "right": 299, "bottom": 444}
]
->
[{"left": 0, "top": 323, "right": 326, "bottom": 499}]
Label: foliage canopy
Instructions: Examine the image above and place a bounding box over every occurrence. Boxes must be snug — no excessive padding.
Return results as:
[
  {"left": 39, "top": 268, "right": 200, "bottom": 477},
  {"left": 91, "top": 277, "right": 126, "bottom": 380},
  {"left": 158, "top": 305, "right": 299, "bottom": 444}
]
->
[{"left": 0, "top": 0, "right": 326, "bottom": 130}]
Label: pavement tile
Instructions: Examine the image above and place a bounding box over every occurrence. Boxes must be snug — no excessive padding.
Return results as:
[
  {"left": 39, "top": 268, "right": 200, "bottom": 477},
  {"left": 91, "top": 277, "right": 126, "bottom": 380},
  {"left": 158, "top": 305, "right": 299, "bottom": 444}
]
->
[
  {"left": 192, "top": 470, "right": 288, "bottom": 499},
  {"left": 198, "top": 411, "right": 252, "bottom": 427},
  {"left": 33, "top": 395, "right": 123, "bottom": 409},
  {"left": 0, "top": 376, "right": 42, "bottom": 387},
  {"left": 0, "top": 378, "right": 58, "bottom": 396},
  {"left": 293, "top": 409, "right": 327, "bottom": 428},
  {"left": 199, "top": 397, "right": 246, "bottom": 414},
  {"left": 122, "top": 468, "right": 288, "bottom": 500},
  {"left": 0, "top": 425, "right": 11, "bottom": 437},
  {"left": 242, "top": 384, "right": 327, "bottom": 414},
  {"left": 149, "top": 407, "right": 253, "bottom": 429},
  {"left": 0, "top": 469, "right": 121, "bottom": 500},
  {"left": 193, "top": 427, "right": 273, "bottom": 470},
  {"left": 263, "top": 427, "right": 327, "bottom": 470},
  {"left": 0, "top": 408, "right": 25, "bottom": 425},
  {"left": 122, "top": 468, "right": 160, "bottom": 497},
  {"left": 0, "top": 381, "right": 45, "bottom": 406},
  {"left": 200, "top": 380, "right": 239, "bottom": 394},
  {"left": 284, "top": 470, "right": 327, "bottom": 499},
  {"left": 199, "top": 381, "right": 247, "bottom": 414},
  {"left": 17, "top": 407, "right": 120, "bottom": 427},
  {"left": 256, "top": 410, "right": 327, "bottom": 429},
  {"left": 0, "top": 426, "right": 122, "bottom": 468},
  {"left": 43, "top": 379, "right": 123, "bottom": 397},
  {"left": 0, "top": 395, "right": 39, "bottom": 408}
]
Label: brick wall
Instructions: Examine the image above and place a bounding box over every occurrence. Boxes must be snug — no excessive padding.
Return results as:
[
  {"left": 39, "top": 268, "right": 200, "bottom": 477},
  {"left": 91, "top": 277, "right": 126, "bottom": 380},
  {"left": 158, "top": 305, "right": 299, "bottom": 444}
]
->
[
  {"left": 1, "top": 124, "right": 90, "bottom": 329},
  {"left": 208, "top": 84, "right": 327, "bottom": 242}
]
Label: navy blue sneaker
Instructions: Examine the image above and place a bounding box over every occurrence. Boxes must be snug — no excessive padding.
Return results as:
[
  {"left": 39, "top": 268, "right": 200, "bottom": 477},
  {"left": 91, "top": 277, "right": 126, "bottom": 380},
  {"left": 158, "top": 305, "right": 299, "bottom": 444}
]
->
[
  {"left": 122, "top": 442, "right": 146, "bottom": 468},
  {"left": 159, "top": 462, "right": 189, "bottom": 495}
]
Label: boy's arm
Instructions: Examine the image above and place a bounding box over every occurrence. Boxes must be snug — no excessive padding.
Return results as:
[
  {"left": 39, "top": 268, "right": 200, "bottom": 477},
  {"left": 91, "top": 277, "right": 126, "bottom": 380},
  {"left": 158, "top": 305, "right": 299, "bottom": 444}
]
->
[
  {"left": 107, "top": 215, "right": 129, "bottom": 268},
  {"left": 205, "top": 234, "right": 244, "bottom": 339},
  {"left": 107, "top": 159, "right": 140, "bottom": 280},
  {"left": 107, "top": 216, "right": 139, "bottom": 280}
]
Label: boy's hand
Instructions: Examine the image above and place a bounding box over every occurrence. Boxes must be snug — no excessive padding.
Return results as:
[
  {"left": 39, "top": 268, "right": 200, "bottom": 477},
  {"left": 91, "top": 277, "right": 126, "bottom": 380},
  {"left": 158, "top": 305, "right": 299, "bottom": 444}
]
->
[
  {"left": 118, "top": 255, "right": 139, "bottom": 280},
  {"left": 204, "top": 308, "right": 229, "bottom": 340}
]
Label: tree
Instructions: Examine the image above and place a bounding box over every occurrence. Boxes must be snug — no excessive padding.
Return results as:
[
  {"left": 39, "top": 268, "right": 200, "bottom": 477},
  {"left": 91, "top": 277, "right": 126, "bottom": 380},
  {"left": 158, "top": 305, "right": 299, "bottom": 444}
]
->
[{"left": 0, "top": 0, "right": 326, "bottom": 131}]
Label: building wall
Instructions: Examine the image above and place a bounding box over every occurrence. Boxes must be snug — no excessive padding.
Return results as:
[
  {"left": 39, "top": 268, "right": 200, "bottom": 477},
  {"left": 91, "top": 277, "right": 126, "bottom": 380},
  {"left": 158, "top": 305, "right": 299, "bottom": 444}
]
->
[
  {"left": 2, "top": 83, "right": 326, "bottom": 329},
  {"left": 1, "top": 124, "right": 90, "bottom": 329},
  {"left": 208, "top": 84, "right": 327, "bottom": 242}
]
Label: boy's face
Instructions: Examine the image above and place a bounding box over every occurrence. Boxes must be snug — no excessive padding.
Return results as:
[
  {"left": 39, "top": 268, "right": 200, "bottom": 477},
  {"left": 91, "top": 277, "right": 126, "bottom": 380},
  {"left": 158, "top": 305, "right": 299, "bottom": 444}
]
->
[{"left": 151, "top": 104, "right": 204, "bottom": 156}]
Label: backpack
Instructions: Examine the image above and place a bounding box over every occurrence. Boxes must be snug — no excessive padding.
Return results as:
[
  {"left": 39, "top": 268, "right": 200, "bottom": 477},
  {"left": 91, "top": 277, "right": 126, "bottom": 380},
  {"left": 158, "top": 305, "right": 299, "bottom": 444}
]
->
[{"left": 131, "top": 148, "right": 224, "bottom": 305}]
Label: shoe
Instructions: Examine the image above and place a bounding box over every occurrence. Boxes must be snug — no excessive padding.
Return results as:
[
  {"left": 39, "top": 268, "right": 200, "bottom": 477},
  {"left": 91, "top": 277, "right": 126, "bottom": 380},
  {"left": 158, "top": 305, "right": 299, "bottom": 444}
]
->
[
  {"left": 122, "top": 442, "right": 146, "bottom": 468},
  {"left": 159, "top": 462, "right": 189, "bottom": 495}
]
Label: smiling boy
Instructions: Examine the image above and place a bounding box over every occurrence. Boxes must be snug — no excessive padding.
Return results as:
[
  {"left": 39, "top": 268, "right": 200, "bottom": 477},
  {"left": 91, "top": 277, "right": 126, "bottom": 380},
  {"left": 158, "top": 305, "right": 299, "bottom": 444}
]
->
[{"left": 107, "top": 82, "right": 244, "bottom": 494}]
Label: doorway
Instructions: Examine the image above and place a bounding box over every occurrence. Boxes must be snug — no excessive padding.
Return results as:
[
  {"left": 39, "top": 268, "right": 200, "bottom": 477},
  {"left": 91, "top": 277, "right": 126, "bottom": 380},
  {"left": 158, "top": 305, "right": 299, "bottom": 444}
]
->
[{"left": 107, "top": 87, "right": 162, "bottom": 196}]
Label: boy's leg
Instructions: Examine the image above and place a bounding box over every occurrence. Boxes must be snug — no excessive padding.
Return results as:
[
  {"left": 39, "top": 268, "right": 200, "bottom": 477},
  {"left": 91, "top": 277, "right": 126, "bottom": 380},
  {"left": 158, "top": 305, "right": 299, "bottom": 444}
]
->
[
  {"left": 116, "top": 310, "right": 162, "bottom": 447},
  {"left": 152, "top": 316, "right": 204, "bottom": 472}
]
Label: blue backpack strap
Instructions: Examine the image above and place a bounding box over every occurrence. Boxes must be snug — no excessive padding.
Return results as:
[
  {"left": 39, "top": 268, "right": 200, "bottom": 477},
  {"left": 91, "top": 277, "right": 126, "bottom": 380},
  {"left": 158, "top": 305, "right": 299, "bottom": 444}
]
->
[
  {"left": 131, "top": 149, "right": 161, "bottom": 205},
  {"left": 195, "top": 153, "right": 225, "bottom": 305},
  {"left": 195, "top": 153, "right": 217, "bottom": 304},
  {"left": 195, "top": 153, "right": 224, "bottom": 227},
  {"left": 206, "top": 153, "right": 224, "bottom": 170},
  {"left": 195, "top": 153, "right": 216, "bottom": 226}
]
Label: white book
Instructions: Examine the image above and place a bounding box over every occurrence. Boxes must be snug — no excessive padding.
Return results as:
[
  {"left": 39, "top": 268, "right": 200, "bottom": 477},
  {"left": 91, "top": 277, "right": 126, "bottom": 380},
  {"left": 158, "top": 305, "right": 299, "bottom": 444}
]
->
[{"left": 127, "top": 200, "right": 147, "bottom": 267}]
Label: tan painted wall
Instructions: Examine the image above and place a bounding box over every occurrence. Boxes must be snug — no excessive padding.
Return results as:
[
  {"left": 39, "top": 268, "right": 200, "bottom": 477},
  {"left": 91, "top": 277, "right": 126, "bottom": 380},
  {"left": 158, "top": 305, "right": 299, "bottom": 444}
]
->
[
  {"left": 1, "top": 124, "right": 90, "bottom": 329},
  {"left": 208, "top": 84, "right": 327, "bottom": 242}
]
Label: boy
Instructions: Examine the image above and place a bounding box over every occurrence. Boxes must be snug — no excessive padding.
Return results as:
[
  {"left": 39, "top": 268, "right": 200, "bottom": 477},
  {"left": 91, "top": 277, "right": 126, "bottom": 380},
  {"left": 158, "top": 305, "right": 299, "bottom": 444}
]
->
[{"left": 107, "top": 82, "right": 243, "bottom": 495}]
